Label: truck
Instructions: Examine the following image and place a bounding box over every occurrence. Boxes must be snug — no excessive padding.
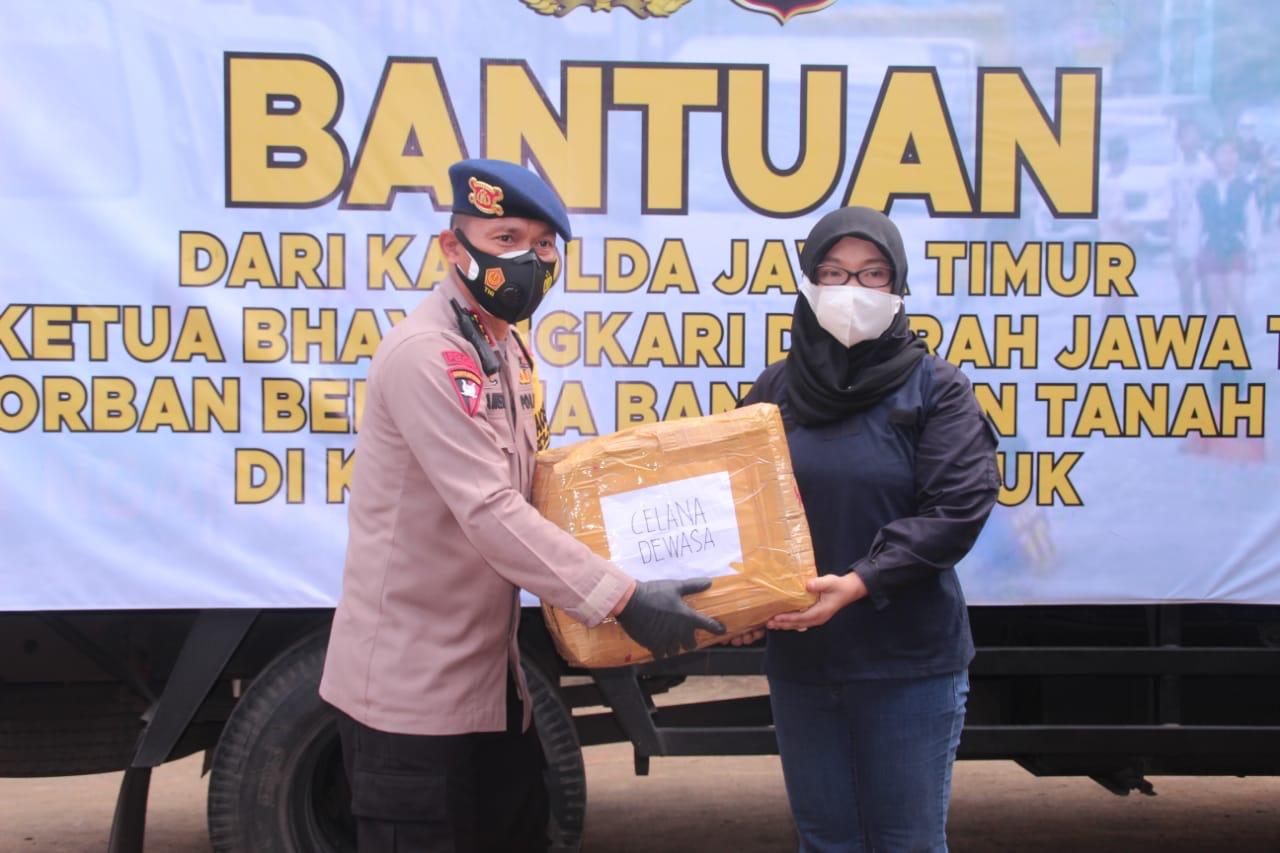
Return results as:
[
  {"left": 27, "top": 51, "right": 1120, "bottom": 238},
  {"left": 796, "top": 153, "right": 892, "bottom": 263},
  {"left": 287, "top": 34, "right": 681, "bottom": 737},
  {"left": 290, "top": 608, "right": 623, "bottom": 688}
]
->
[{"left": 3, "top": 2, "right": 1278, "bottom": 851}]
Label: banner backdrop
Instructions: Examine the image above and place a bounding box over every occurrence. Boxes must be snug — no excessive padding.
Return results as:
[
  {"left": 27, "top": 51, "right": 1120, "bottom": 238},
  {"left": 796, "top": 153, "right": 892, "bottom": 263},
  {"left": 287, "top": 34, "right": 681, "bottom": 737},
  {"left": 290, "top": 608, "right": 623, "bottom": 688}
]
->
[{"left": 2, "top": 0, "right": 1279, "bottom": 609}]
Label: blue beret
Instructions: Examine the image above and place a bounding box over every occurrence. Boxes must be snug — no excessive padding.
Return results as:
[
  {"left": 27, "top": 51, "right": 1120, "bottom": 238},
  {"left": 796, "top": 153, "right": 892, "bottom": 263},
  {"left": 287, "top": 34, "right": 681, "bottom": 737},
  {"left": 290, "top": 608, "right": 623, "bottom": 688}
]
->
[{"left": 448, "top": 159, "right": 572, "bottom": 241}]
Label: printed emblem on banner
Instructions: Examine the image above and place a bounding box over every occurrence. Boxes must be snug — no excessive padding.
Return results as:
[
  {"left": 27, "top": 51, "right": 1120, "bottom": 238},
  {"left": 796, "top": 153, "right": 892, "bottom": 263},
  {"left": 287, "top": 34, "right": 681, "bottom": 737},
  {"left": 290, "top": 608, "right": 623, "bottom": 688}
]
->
[
  {"left": 729, "top": 0, "right": 835, "bottom": 24},
  {"left": 484, "top": 267, "right": 506, "bottom": 295},
  {"left": 520, "top": 0, "right": 690, "bottom": 18},
  {"left": 468, "top": 177, "right": 505, "bottom": 215},
  {"left": 443, "top": 351, "right": 483, "bottom": 416}
]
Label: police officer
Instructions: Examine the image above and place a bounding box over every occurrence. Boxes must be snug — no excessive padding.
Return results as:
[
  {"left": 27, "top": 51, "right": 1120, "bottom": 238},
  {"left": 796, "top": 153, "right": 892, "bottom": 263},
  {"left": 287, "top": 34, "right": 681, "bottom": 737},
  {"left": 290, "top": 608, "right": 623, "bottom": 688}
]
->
[{"left": 319, "top": 159, "right": 724, "bottom": 852}]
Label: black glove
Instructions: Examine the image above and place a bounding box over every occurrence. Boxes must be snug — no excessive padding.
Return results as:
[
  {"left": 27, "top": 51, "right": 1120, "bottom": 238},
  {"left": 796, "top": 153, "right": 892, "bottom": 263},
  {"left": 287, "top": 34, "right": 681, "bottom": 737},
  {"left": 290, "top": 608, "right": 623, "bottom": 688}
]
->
[{"left": 616, "top": 578, "right": 726, "bottom": 659}]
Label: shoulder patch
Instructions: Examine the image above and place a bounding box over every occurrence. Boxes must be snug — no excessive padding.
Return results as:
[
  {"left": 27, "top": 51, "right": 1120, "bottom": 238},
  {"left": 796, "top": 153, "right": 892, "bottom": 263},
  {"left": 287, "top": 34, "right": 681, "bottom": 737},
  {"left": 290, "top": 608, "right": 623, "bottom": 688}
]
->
[
  {"left": 443, "top": 350, "right": 483, "bottom": 417},
  {"left": 443, "top": 349, "right": 478, "bottom": 371}
]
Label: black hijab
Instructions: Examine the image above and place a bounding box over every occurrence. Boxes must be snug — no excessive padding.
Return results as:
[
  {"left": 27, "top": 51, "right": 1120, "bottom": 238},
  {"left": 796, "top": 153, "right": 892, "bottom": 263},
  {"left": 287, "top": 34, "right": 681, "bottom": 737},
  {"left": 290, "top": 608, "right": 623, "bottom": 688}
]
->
[{"left": 786, "top": 207, "right": 928, "bottom": 426}]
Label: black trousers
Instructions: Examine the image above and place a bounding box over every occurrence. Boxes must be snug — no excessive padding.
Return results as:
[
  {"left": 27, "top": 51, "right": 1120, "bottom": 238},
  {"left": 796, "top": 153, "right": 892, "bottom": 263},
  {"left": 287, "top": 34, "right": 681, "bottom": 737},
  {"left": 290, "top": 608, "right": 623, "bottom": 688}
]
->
[{"left": 333, "top": 680, "right": 549, "bottom": 853}]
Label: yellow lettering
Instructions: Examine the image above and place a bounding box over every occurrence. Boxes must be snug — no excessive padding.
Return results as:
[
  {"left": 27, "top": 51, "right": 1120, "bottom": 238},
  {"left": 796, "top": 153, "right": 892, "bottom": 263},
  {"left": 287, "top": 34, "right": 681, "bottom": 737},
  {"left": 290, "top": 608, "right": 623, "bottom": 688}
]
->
[
  {"left": 974, "top": 383, "right": 1016, "bottom": 436},
  {"left": 31, "top": 306, "right": 74, "bottom": 360},
  {"left": 226, "top": 55, "right": 345, "bottom": 206},
  {"left": 713, "top": 240, "right": 749, "bottom": 295},
  {"left": 848, "top": 70, "right": 973, "bottom": 213},
  {"left": 0, "top": 376, "right": 38, "bottom": 432},
  {"left": 180, "top": 231, "right": 229, "bottom": 286},
  {"left": 367, "top": 234, "right": 415, "bottom": 290},
  {"left": 725, "top": 67, "right": 844, "bottom": 215},
  {"left": 611, "top": 66, "right": 719, "bottom": 211},
  {"left": 536, "top": 310, "right": 581, "bottom": 367},
  {"left": 243, "top": 308, "right": 288, "bottom": 362},
  {"left": 192, "top": 378, "right": 239, "bottom": 431},
  {"left": 991, "top": 242, "right": 1042, "bottom": 296},
  {"left": 93, "top": 377, "right": 138, "bottom": 432},
  {"left": 605, "top": 238, "right": 650, "bottom": 293},
  {"left": 122, "top": 307, "right": 170, "bottom": 362},
  {"left": 310, "top": 378, "right": 350, "bottom": 433},
  {"left": 979, "top": 69, "right": 1099, "bottom": 215},
  {"left": 42, "top": 377, "right": 88, "bottom": 431},
  {"left": 926, "top": 242, "right": 965, "bottom": 296},
  {"left": 1091, "top": 316, "right": 1140, "bottom": 369},
  {"left": 484, "top": 62, "right": 605, "bottom": 210},
  {"left": 749, "top": 240, "right": 797, "bottom": 294},
  {"left": 1201, "top": 316, "right": 1250, "bottom": 369},
  {"left": 549, "top": 380, "right": 596, "bottom": 436},
  {"left": 138, "top": 378, "right": 190, "bottom": 432},
  {"left": 327, "top": 448, "right": 355, "bottom": 503},
  {"left": 1036, "top": 384, "right": 1077, "bottom": 437},
  {"left": 172, "top": 307, "right": 224, "bottom": 362},
  {"left": 663, "top": 382, "right": 704, "bottom": 421},
  {"left": 648, "top": 240, "right": 698, "bottom": 294},
  {"left": 766, "top": 314, "right": 792, "bottom": 364},
  {"left": 345, "top": 59, "right": 464, "bottom": 208},
  {"left": 631, "top": 314, "right": 680, "bottom": 367},
  {"left": 280, "top": 233, "right": 325, "bottom": 288},
  {"left": 263, "top": 378, "right": 306, "bottom": 432},
  {"left": 616, "top": 382, "right": 659, "bottom": 426},
  {"left": 235, "top": 449, "right": 282, "bottom": 503},
  {"left": 228, "top": 233, "right": 279, "bottom": 287}
]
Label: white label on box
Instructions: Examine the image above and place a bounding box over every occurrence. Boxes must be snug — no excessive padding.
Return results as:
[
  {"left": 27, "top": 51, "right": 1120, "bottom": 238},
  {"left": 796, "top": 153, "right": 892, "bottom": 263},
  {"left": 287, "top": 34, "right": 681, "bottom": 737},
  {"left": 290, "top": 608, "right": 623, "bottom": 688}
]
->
[{"left": 598, "top": 471, "right": 743, "bottom": 583}]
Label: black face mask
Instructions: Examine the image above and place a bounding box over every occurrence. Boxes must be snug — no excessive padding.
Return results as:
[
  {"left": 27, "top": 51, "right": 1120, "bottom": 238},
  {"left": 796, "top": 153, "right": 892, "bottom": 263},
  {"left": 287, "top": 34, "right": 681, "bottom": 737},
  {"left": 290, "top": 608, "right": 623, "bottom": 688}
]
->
[{"left": 453, "top": 229, "right": 558, "bottom": 323}]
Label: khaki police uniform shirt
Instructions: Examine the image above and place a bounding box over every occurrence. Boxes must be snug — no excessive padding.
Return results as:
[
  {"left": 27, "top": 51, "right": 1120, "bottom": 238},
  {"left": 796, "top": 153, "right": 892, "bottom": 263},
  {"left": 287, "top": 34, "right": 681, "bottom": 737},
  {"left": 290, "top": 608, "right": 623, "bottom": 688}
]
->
[{"left": 319, "top": 276, "right": 631, "bottom": 736}]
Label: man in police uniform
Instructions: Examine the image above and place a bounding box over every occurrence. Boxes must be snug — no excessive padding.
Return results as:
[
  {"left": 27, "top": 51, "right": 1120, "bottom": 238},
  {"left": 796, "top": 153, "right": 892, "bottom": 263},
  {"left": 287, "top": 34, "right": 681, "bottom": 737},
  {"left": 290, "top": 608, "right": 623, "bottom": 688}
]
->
[{"left": 320, "top": 159, "right": 724, "bottom": 852}]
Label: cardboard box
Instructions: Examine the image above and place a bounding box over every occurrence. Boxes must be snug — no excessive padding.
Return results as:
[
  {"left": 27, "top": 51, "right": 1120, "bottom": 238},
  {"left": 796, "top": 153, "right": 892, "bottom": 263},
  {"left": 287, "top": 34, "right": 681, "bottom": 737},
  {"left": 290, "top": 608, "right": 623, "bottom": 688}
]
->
[{"left": 532, "top": 403, "right": 817, "bottom": 668}]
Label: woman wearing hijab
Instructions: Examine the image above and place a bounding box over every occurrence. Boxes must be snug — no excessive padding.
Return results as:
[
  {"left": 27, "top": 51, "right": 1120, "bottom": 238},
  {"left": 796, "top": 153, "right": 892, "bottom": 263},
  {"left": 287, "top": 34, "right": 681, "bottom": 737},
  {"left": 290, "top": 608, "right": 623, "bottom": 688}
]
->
[{"left": 740, "top": 207, "right": 999, "bottom": 852}]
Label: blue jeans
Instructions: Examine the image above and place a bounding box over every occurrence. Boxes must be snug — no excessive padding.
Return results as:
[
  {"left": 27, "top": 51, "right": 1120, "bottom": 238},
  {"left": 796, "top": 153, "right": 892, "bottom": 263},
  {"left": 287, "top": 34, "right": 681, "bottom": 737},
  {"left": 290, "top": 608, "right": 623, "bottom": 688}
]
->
[{"left": 768, "top": 670, "right": 969, "bottom": 853}]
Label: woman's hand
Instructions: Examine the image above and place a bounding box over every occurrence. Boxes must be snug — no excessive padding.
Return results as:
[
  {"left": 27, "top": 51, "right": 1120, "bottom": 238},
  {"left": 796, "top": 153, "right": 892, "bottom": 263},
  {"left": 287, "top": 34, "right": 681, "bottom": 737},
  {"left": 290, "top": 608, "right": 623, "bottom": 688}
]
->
[{"left": 767, "top": 573, "right": 868, "bottom": 631}]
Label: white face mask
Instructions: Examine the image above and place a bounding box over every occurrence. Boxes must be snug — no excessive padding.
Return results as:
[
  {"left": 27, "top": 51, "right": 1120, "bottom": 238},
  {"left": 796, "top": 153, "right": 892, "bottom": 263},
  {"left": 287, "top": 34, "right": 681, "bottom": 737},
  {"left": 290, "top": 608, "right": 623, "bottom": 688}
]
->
[{"left": 798, "top": 280, "right": 903, "bottom": 348}]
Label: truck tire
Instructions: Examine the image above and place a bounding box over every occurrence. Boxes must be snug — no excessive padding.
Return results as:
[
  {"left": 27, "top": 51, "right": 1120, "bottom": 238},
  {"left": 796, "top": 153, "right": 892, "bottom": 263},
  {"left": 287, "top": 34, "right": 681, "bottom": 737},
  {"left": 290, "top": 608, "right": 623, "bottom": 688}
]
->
[
  {"left": 206, "top": 630, "right": 588, "bottom": 852},
  {"left": 525, "top": 655, "right": 588, "bottom": 853},
  {"left": 206, "top": 630, "right": 354, "bottom": 852}
]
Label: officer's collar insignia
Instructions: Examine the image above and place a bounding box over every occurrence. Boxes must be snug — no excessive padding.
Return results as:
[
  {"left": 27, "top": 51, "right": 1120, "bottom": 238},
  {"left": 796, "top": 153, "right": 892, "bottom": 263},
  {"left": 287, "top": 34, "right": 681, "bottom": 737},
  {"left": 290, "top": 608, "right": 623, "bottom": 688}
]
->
[
  {"left": 463, "top": 306, "right": 495, "bottom": 347},
  {"left": 468, "top": 177, "right": 505, "bottom": 216}
]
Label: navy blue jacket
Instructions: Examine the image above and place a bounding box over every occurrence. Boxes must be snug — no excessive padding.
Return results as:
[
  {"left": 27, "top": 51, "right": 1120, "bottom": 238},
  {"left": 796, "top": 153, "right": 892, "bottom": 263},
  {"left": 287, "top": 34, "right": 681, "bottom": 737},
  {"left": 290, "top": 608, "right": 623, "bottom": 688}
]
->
[{"left": 744, "top": 355, "right": 999, "bottom": 682}]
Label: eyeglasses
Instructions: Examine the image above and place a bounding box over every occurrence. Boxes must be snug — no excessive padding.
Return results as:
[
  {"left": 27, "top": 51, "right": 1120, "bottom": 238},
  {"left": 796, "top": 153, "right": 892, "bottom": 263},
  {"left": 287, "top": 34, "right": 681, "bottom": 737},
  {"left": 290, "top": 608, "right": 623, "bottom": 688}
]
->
[{"left": 814, "top": 264, "right": 894, "bottom": 289}]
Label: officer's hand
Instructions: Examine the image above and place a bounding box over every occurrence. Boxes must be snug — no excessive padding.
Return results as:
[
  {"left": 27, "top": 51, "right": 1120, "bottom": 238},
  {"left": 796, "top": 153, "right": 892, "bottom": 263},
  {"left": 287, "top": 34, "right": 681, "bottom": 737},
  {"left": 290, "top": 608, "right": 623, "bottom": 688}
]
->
[{"left": 616, "top": 578, "right": 726, "bottom": 659}]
